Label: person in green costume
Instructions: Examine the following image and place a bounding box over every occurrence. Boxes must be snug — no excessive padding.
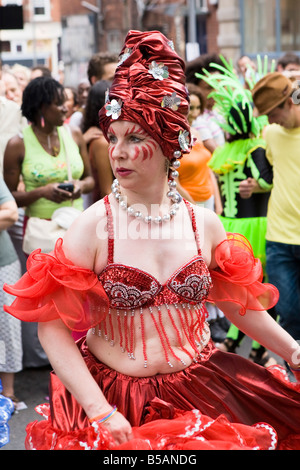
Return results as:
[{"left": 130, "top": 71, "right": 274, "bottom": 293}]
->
[{"left": 196, "top": 58, "right": 277, "bottom": 366}]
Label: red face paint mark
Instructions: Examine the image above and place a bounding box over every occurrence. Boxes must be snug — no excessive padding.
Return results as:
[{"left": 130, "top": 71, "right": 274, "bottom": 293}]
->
[
  {"left": 135, "top": 127, "right": 149, "bottom": 137},
  {"left": 125, "top": 124, "right": 141, "bottom": 136},
  {"left": 108, "top": 145, "right": 115, "bottom": 160},
  {"left": 107, "top": 126, "right": 117, "bottom": 160},
  {"left": 108, "top": 126, "right": 116, "bottom": 135},
  {"left": 140, "top": 139, "right": 158, "bottom": 160}
]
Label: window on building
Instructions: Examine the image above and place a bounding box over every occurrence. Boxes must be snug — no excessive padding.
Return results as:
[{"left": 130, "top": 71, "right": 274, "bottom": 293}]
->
[
  {"left": 33, "top": 0, "right": 50, "bottom": 20},
  {"left": 280, "top": 0, "right": 300, "bottom": 51},
  {"left": 195, "top": 0, "right": 208, "bottom": 10},
  {"left": 241, "top": 0, "right": 300, "bottom": 57},
  {"left": 106, "top": 31, "right": 122, "bottom": 54},
  {"left": 0, "top": 41, "right": 11, "bottom": 52},
  {"left": 242, "top": 0, "right": 277, "bottom": 55}
]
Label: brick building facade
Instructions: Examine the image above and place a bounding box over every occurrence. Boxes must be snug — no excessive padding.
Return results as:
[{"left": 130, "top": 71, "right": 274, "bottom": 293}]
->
[{"left": 0, "top": 0, "right": 221, "bottom": 84}]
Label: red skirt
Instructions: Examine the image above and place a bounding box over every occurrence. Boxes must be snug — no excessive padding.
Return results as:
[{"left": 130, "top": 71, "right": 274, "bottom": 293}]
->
[{"left": 25, "top": 338, "right": 300, "bottom": 450}]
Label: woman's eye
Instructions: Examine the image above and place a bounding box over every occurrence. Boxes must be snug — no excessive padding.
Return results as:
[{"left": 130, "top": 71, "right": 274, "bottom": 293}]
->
[
  {"left": 108, "top": 135, "right": 117, "bottom": 143},
  {"left": 129, "top": 135, "right": 143, "bottom": 143}
]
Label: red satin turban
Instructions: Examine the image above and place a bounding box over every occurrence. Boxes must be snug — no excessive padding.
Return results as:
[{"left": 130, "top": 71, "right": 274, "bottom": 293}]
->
[{"left": 99, "top": 30, "right": 192, "bottom": 161}]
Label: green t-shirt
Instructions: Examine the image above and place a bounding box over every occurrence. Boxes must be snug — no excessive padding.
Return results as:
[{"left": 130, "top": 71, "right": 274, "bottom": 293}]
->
[
  {"left": 22, "top": 125, "right": 84, "bottom": 219},
  {"left": 0, "top": 177, "right": 18, "bottom": 267}
]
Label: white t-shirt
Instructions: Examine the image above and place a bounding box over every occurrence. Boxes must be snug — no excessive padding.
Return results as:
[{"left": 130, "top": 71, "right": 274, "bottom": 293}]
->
[{"left": 193, "top": 109, "right": 225, "bottom": 147}]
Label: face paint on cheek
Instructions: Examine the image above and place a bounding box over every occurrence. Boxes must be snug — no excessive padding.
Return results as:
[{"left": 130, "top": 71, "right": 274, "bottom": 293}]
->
[
  {"left": 132, "top": 145, "right": 140, "bottom": 160},
  {"left": 145, "top": 143, "right": 154, "bottom": 160},
  {"left": 141, "top": 145, "right": 151, "bottom": 161},
  {"left": 141, "top": 138, "right": 158, "bottom": 161},
  {"left": 108, "top": 145, "right": 116, "bottom": 160}
]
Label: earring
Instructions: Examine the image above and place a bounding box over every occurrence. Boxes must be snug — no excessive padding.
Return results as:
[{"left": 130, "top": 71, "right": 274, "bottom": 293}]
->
[
  {"left": 167, "top": 150, "right": 182, "bottom": 205},
  {"left": 41, "top": 116, "right": 45, "bottom": 128}
]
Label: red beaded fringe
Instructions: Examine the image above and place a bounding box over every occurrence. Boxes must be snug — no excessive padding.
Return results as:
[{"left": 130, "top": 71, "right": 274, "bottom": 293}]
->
[{"left": 94, "top": 303, "right": 208, "bottom": 368}]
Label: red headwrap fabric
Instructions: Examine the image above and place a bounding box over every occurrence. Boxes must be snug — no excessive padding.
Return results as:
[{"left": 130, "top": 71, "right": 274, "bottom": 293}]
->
[{"left": 99, "top": 30, "right": 192, "bottom": 161}]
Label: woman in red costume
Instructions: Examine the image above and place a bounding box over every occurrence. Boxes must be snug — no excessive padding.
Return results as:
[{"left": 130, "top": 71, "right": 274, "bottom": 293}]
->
[{"left": 4, "top": 31, "right": 300, "bottom": 450}]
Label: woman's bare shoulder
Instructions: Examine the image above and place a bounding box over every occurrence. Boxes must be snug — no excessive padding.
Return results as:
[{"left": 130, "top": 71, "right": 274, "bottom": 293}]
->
[
  {"left": 5, "top": 133, "right": 24, "bottom": 153},
  {"left": 62, "top": 199, "right": 108, "bottom": 271},
  {"left": 192, "top": 204, "right": 227, "bottom": 264}
]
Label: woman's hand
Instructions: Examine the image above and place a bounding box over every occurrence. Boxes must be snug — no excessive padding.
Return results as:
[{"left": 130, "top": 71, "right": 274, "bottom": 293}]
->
[
  {"left": 71, "top": 181, "right": 83, "bottom": 200},
  {"left": 101, "top": 411, "right": 133, "bottom": 446},
  {"left": 239, "top": 178, "right": 258, "bottom": 199},
  {"left": 41, "top": 183, "right": 73, "bottom": 203}
]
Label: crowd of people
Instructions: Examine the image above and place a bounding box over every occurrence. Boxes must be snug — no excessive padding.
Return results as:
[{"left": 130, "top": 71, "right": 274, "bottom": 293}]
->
[{"left": 0, "top": 32, "right": 300, "bottom": 450}]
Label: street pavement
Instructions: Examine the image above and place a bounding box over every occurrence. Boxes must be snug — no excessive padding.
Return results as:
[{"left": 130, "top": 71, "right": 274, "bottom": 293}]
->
[
  {"left": 2, "top": 337, "right": 285, "bottom": 452},
  {"left": 2, "top": 365, "right": 51, "bottom": 451}
]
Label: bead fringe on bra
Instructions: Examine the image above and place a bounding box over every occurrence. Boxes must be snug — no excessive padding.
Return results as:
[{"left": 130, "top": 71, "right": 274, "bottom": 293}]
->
[{"left": 92, "top": 302, "right": 209, "bottom": 368}]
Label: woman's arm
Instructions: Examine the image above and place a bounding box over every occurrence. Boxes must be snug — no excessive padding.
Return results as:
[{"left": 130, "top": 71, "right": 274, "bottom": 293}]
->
[
  {"left": 90, "top": 136, "right": 114, "bottom": 198},
  {"left": 38, "top": 319, "right": 133, "bottom": 444},
  {"left": 202, "top": 138, "right": 218, "bottom": 154},
  {"left": 219, "top": 305, "right": 300, "bottom": 369},
  {"left": 207, "top": 212, "right": 300, "bottom": 370},
  {"left": 36, "top": 208, "right": 133, "bottom": 444},
  {"left": 210, "top": 170, "right": 223, "bottom": 214},
  {"left": 68, "top": 126, "right": 94, "bottom": 198},
  {"left": 82, "top": 126, "right": 103, "bottom": 146},
  {"left": 0, "top": 199, "right": 19, "bottom": 231}
]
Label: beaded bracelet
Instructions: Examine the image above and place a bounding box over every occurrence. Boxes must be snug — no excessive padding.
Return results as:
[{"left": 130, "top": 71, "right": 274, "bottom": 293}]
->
[{"left": 89, "top": 406, "right": 118, "bottom": 424}]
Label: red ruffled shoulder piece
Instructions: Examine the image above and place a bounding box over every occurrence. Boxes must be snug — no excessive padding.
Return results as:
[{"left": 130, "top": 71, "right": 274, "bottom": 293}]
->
[
  {"left": 207, "top": 233, "right": 279, "bottom": 315},
  {"left": 4, "top": 238, "right": 109, "bottom": 331}
]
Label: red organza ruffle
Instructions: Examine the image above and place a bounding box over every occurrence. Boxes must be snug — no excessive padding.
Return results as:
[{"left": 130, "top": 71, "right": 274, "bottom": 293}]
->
[
  {"left": 4, "top": 238, "right": 109, "bottom": 331},
  {"left": 23, "top": 347, "right": 300, "bottom": 450},
  {"left": 25, "top": 397, "right": 298, "bottom": 451},
  {"left": 208, "top": 233, "right": 279, "bottom": 315},
  {"left": 4, "top": 233, "right": 279, "bottom": 330}
]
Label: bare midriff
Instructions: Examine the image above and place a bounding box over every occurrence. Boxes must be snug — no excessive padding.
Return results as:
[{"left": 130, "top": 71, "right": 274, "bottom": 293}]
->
[{"left": 86, "top": 302, "right": 210, "bottom": 377}]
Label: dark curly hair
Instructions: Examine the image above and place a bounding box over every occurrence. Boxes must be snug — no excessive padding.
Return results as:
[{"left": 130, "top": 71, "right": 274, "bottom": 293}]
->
[
  {"left": 81, "top": 80, "right": 111, "bottom": 133},
  {"left": 21, "top": 76, "right": 65, "bottom": 124},
  {"left": 185, "top": 53, "right": 225, "bottom": 85}
]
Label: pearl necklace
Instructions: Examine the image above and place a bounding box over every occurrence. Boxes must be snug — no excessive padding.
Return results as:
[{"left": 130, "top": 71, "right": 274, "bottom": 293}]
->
[{"left": 111, "top": 174, "right": 182, "bottom": 224}]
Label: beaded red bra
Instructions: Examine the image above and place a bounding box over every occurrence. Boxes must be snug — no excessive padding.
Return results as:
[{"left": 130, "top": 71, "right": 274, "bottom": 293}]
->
[
  {"left": 94, "top": 196, "right": 212, "bottom": 367},
  {"left": 99, "top": 195, "right": 212, "bottom": 310}
]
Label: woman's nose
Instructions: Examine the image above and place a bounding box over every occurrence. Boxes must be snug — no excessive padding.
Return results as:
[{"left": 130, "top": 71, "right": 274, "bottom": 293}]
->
[{"left": 110, "top": 140, "right": 127, "bottom": 159}]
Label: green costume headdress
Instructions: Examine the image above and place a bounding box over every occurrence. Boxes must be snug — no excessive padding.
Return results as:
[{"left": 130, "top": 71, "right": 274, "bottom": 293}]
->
[
  {"left": 195, "top": 55, "right": 273, "bottom": 138},
  {"left": 195, "top": 56, "right": 274, "bottom": 219},
  {"left": 244, "top": 54, "right": 276, "bottom": 90}
]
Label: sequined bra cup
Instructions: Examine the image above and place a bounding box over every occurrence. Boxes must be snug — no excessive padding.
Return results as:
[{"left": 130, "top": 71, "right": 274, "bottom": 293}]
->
[
  {"left": 99, "top": 196, "right": 212, "bottom": 309},
  {"left": 95, "top": 196, "right": 212, "bottom": 368}
]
